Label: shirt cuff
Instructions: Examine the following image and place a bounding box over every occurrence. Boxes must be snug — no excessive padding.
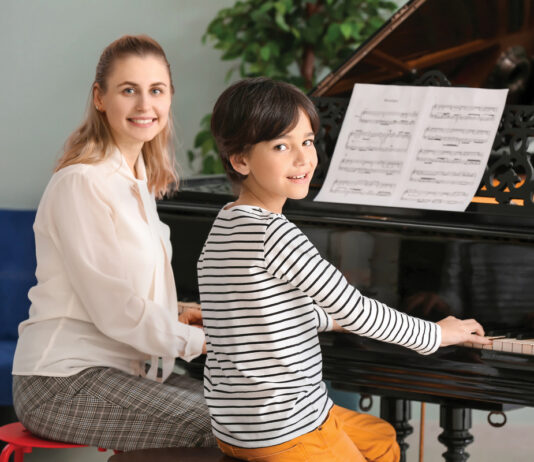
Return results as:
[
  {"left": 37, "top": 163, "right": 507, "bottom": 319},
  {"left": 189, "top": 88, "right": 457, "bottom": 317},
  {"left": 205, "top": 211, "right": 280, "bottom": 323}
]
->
[
  {"left": 324, "top": 314, "right": 334, "bottom": 332},
  {"left": 433, "top": 322, "right": 442, "bottom": 353},
  {"left": 181, "top": 326, "right": 206, "bottom": 362},
  {"left": 419, "top": 322, "right": 442, "bottom": 355}
]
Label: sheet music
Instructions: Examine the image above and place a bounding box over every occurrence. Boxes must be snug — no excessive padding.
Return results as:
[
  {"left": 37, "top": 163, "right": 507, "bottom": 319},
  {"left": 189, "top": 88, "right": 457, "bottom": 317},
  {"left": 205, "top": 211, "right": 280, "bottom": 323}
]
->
[{"left": 314, "top": 84, "right": 508, "bottom": 211}]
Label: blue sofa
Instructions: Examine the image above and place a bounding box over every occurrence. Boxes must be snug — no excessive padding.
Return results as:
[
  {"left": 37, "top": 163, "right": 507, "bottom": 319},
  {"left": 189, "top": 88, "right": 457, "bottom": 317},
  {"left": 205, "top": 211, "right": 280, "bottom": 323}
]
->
[{"left": 0, "top": 210, "right": 36, "bottom": 407}]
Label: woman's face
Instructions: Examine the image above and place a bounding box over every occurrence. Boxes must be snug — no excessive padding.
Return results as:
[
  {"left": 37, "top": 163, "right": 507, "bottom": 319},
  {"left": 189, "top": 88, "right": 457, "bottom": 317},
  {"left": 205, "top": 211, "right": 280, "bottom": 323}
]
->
[{"left": 94, "top": 54, "right": 172, "bottom": 154}]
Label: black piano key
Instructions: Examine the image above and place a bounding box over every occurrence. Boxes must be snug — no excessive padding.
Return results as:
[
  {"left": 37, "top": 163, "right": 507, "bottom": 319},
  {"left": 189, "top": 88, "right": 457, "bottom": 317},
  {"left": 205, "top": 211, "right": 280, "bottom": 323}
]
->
[
  {"left": 486, "top": 329, "right": 516, "bottom": 338},
  {"left": 516, "top": 331, "right": 534, "bottom": 340}
]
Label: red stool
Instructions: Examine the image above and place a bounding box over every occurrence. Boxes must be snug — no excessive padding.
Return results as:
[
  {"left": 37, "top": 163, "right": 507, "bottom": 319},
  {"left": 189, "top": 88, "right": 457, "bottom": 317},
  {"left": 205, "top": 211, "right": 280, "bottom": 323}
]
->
[{"left": 0, "top": 422, "right": 118, "bottom": 461}]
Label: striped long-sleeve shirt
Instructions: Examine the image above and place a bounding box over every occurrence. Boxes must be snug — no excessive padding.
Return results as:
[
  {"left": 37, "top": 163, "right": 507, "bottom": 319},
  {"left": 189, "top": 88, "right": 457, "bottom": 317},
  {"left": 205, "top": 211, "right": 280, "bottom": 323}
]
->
[{"left": 198, "top": 205, "right": 441, "bottom": 448}]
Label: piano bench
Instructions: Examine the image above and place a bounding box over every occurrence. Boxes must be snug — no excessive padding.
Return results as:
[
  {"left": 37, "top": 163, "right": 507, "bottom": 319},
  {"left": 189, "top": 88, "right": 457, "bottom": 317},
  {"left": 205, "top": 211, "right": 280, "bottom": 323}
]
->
[{"left": 108, "top": 446, "right": 240, "bottom": 462}]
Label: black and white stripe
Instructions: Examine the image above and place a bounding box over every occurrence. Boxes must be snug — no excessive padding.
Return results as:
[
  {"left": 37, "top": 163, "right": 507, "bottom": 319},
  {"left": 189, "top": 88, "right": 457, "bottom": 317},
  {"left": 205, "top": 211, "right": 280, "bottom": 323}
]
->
[{"left": 198, "top": 205, "right": 440, "bottom": 448}]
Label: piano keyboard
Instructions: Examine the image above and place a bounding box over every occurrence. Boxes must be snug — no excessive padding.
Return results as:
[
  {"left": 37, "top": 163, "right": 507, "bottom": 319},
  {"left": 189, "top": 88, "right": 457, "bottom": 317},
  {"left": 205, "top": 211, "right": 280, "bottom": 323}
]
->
[{"left": 463, "top": 336, "right": 534, "bottom": 355}]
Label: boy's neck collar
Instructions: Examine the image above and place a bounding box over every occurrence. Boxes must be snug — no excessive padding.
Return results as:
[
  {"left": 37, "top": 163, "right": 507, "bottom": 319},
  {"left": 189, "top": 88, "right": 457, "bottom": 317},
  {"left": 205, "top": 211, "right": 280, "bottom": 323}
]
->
[{"left": 232, "top": 187, "right": 286, "bottom": 214}]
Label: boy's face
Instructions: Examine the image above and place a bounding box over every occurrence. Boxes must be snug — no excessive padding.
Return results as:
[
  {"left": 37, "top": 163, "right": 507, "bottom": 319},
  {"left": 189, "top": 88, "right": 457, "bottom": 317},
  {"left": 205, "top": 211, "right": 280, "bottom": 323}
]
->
[{"left": 232, "top": 109, "right": 317, "bottom": 214}]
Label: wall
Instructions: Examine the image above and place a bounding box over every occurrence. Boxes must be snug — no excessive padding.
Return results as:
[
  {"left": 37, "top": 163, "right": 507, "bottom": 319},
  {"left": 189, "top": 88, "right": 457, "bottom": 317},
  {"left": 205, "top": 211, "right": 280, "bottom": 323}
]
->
[{"left": 0, "top": 0, "right": 235, "bottom": 209}]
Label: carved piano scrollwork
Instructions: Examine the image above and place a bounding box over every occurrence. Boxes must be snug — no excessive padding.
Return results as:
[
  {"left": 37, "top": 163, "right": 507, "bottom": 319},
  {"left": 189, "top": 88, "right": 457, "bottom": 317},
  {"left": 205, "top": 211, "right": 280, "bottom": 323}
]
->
[{"left": 478, "top": 105, "right": 534, "bottom": 208}]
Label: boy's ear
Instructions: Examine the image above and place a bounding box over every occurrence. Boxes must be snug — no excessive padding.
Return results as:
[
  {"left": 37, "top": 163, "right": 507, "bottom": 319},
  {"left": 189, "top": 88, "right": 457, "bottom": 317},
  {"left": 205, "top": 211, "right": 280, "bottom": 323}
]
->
[{"left": 229, "top": 153, "right": 250, "bottom": 176}]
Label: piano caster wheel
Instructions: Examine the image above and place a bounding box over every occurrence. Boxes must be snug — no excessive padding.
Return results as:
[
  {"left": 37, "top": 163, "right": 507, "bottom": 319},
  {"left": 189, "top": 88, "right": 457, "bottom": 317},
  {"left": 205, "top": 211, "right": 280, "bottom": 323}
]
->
[
  {"left": 487, "top": 411, "right": 507, "bottom": 428},
  {"left": 438, "top": 405, "right": 473, "bottom": 462},
  {"left": 359, "top": 394, "right": 373, "bottom": 412}
]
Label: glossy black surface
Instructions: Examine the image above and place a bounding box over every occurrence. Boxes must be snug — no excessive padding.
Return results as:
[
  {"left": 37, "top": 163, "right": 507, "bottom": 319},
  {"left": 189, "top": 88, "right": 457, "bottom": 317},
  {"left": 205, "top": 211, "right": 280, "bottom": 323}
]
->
[
  {"left": 320, "top": 333, "right": 534, "bottom": 410},
  {"left": 311, "top": 0, "right": 534, "bottom": 99},
  {"left": 159, "top": 176, "right": 534, "bottom": 410},
  {"left": 160, "top": 178, "right": 534, "bottom": 331}
]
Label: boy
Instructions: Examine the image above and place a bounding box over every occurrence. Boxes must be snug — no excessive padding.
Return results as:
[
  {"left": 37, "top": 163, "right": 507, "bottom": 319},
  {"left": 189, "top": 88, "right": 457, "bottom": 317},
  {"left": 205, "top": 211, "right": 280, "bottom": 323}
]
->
[{"left": 198, "top": 77, "right": 490, "bottom": 462}]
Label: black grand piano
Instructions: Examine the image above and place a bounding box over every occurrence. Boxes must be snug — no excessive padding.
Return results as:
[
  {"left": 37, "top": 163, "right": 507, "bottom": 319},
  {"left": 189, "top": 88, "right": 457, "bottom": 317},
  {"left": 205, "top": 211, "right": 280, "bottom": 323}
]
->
[{"left": 159, "top": 1, "right": 534, "bottom": 460}]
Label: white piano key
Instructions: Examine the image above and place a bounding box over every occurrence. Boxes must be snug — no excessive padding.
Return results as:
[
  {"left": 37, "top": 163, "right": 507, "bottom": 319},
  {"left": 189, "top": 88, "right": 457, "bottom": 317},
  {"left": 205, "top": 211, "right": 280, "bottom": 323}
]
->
[
  {"left": 512, "top": 342, "right": 524, "bottom": 353},
  {"left": 488, "top": 338, "right": 534, "bottom": 355},
  {"left": 491, "top": 338, "right": 514, "bottom": 352},
  {"left": 462, "top": 336, "right": 505, "bottom": 350},
  {"left": 514, "top": 339, "right": 534, "bottom": 355},
  {"left": 523, "top": 342, "right": 534, "bottom": 355}
]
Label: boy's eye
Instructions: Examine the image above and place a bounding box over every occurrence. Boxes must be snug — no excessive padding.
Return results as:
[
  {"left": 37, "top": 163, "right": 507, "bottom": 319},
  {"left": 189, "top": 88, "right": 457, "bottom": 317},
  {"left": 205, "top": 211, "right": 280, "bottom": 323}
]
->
[{"left": 274, "top": 144, "right": 288, "bottom": 152}]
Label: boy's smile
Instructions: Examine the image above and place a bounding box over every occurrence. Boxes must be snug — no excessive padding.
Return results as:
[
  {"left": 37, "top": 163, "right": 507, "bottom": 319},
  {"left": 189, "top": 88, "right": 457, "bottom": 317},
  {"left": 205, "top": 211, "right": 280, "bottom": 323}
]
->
[{"left": 230, "top": 109, "right": 317, "bottom": 214}]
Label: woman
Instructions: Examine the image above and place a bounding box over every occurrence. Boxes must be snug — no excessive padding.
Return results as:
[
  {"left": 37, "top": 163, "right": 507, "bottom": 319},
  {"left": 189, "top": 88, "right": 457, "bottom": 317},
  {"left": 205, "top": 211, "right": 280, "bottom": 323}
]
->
[{"left": 12, "top": 35, "right": 216, "bottom": 451}]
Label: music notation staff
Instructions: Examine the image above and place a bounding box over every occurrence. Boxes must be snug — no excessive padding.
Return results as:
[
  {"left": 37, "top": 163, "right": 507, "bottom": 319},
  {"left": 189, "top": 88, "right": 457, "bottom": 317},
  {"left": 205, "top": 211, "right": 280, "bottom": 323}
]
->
[
  {"left": 345, "top": 129, "right": 411, "bottom": 152},
  {"left": 339, "top": 159, "right": 402, "bottom": 175},
  {"left": 400, "top": 189, "right": 467, "bottom": 205},
  {"left": 360, "top": 109, "right": 417, "bottom": 126},
  {"left": 430, "top": 104, "right": 498, "bottom": 122},
  {"left": 423, "top": 127, "right": 490, "bottom": 146},
  {"left": 331, "top": 179, "right": 395, "bottom": 197},
  {"left": 416, "top": 149, "right": 483, "bottom": 165},
  {"left": 410, "top": 169, "right": 476, "bottom": 186}
]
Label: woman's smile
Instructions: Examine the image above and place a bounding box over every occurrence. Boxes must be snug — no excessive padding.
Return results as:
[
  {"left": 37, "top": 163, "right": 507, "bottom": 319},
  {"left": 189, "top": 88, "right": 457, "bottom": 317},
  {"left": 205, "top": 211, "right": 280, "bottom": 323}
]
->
[{"left": 127, "top": 117, "right": 158, "bottom": 127}]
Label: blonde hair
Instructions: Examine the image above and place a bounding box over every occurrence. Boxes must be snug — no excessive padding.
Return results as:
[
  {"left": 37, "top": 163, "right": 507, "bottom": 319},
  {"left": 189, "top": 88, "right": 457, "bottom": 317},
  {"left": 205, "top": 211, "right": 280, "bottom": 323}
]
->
[{"left": 55, "top": 35, "right": 178, "bottom": 198}]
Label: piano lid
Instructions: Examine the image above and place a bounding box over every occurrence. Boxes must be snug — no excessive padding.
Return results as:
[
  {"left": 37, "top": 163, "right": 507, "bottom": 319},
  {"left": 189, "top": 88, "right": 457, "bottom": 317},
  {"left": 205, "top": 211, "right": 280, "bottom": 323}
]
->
[
  {"left": 311, "top": 0, "right": 534, "bottom": 104},
  {"left": 305, "top": 0, "right": 534, "bottom": 213}
]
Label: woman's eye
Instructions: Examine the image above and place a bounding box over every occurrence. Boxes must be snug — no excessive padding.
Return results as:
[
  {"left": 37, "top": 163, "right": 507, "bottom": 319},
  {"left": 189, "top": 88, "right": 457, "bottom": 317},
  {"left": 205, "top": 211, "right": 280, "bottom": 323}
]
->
[
  {"left": 123, "top": 88, "right": 135, "bottom": 95},
  {"left": 274, "top": 144, "right": 288, "bottom": 152},
  {"left": 303, "top": 139, "right": 314, "bottom": 146},
  {"left": 151, "top": 88, "right": 162, "bottom": 95}
]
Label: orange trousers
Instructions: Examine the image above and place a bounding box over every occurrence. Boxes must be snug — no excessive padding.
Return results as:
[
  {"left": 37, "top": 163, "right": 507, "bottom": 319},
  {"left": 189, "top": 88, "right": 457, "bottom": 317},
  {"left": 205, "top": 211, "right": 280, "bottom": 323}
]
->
[{"left": 216, "top": 405, "right": 400, "bottom": 462}]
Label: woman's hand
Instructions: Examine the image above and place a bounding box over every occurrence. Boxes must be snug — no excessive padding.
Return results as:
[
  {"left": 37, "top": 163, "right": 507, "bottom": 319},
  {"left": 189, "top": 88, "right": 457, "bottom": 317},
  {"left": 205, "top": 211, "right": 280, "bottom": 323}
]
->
[
  {"left": 437, "top": 316, "right": 492, "bottom": 347},
  {"left": 178, "top": 301, "right": 201, "bottom": 313},
  {"left": 178, "top": 303, "right": 206, "bottom": 353},
  {"left": 178, "top": 304, "right": 203, "bottom": 327}
]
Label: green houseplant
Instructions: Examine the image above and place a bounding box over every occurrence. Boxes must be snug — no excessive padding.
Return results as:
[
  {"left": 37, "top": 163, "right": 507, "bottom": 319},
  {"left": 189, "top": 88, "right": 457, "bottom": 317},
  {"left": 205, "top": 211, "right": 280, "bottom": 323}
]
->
[{"left": 188, "top": 0, "right": 398, "bottom": 174}]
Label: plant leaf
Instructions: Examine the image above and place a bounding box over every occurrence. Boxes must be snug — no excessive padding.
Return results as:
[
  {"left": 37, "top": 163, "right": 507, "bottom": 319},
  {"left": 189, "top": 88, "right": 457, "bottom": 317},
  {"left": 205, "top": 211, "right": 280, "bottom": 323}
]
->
[
  {"left": 340, "top": 22, "right": 352, "bottom": 39},
  {"left": 260, "top": 45, "right": 271, "bottom": 61}
]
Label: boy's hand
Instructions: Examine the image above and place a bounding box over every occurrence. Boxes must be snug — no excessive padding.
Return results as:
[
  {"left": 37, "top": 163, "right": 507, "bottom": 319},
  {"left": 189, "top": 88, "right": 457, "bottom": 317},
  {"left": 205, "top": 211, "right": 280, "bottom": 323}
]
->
[
  {"left": 437, "top": 315, "right": 491, "bottom": 347},
  {"left": 332, "top": 320, "right": 348, "bottom": 333},
  {"left": 178, "top": 306, "right": 203, "bottom": 327}
]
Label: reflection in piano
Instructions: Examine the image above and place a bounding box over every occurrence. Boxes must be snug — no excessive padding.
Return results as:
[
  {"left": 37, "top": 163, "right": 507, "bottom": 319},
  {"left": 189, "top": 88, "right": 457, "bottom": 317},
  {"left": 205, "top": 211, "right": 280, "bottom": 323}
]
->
[{"left": 160, "top": 1, "right": 534, "bottom": 461}]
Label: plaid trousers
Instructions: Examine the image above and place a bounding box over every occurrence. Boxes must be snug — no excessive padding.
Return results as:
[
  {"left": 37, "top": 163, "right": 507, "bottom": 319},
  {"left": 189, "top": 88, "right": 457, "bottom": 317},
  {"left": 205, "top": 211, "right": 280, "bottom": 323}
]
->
[{"left": 12, "top": 367, "right": 216, "bottom": 451}]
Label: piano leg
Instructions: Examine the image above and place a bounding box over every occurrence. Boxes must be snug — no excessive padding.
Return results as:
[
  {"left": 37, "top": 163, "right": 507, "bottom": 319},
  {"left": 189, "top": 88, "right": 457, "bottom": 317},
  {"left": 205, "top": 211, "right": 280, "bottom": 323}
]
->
[
  {"left": 379, "top": 397, "right": 412, "bottom": 462},
  {"left": 438, "top": 405, "right": 474, "bottom": 462}
]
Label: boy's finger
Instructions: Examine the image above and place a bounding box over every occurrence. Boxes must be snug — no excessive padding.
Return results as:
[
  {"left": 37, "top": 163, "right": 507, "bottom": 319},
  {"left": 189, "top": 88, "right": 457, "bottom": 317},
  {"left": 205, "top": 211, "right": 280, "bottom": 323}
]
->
[{"left": 469, "top": 334, "right": 492, "bottom": 345}]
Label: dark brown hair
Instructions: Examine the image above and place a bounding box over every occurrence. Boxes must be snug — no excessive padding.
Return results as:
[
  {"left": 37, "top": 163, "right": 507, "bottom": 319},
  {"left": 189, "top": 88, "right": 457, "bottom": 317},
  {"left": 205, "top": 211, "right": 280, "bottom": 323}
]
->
[{"left": 211, "top": 77, "right": 320, "bottom": 183}]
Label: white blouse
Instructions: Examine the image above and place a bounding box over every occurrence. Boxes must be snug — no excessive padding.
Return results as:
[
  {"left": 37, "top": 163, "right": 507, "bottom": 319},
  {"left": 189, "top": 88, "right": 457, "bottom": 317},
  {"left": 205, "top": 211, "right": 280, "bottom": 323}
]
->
[{"left": 12, "top": 148, "right": 204, "bottom": 382}]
